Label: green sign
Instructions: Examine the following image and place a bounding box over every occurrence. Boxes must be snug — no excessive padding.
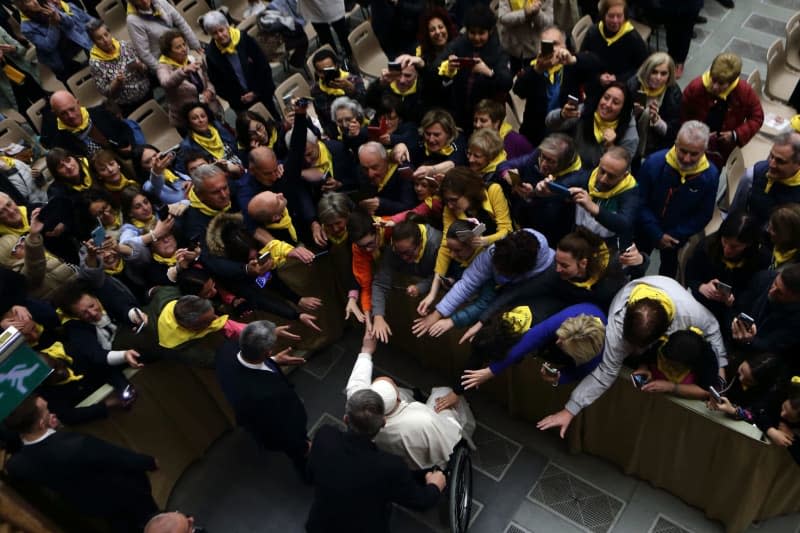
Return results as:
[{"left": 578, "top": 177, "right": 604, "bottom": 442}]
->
[{"left": 0, "top": 330, "right": 52, "bottom": 422}]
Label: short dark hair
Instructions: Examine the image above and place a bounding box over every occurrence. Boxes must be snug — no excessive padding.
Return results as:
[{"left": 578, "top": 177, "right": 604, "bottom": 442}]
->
[
  {"left": 312, "top": 48, "right": 338, "bottom": 68},
  {"left": 347, "top": 210, "right": 377, "bottom": 242},
  {"left": 491, "top": 230, "right": 541, "bottom": 277},
  {"left": 623, "top": 298, "right": 670, "bottom": 348},
  {"left": 177, "top": 268, "right": 211, "bottom": 295},
  {"left": 174, "top": 295, "right": 213, "bottom": 329},
  {"left": 158, "top": 29, "right": 185, "bottom": 57},
  {"left": 463, "top": 3, "right": 496, "bottom": 31},
  {"left": 472, "top": 311, "right": 522, "bottom": 362},
  {"left": 180, "top": 101, "right": 214, "bottom": 128},
  {"left": 747, "top": 352, "right": 783, "bottom": 385},
  {"left": 4, "top": 395, "right": 42, "bottom": 434},
  {"left": 53, "top": 281, "right": 92, "bottom": 316},
  {"left": 345, "top": 389, "right": 385, "bottom": 438}
]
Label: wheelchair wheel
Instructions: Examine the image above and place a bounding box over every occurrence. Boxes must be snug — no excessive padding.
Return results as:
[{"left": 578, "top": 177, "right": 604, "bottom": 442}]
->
[{"left": 448, "top": 444, "right": 473, "bottom": 533}]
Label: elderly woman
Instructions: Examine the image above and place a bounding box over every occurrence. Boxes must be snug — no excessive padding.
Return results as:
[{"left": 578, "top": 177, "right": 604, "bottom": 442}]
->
[
  {"left": 467, "top": 129, "right": 510, "bottom": 193},
  {"left": 156, "top": 29, "right": 221, "bottom": 130},
  {"left": 396, "top": 108, "right": 466, "bottom": 179},
  {"left": 627, "top": 52, "right": 682, "bottom": 162},
  {"left": 329, "top": 96, "right": 368, "bottom": 150},
  {"left": 87, "top": 20, "right": 151, "bottom": 115}
]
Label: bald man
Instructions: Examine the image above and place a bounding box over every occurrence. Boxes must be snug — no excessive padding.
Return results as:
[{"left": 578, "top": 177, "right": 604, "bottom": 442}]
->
[
  {"left": 144, "top": 511, "right": 205, "bottom": 533},
  {"left": 41, "top": 91, "right": 134, "bottom": 158},
  {"left": 247, "top": 191, "right": 315, "bottom": 264}
]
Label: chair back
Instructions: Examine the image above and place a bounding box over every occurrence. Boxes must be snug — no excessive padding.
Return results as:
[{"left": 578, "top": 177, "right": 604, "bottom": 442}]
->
[{"left": 347, "top": 20, "right": 389, "bottom": 79}]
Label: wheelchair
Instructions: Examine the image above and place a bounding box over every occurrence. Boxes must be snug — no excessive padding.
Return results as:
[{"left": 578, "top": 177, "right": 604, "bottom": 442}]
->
[{"left": 444, "top": 440, "right": 473, "bottom": 533}]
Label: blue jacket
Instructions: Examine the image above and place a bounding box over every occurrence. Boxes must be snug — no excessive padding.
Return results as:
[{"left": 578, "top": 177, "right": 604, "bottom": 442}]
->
[
  {"left": 636, "top": 148, "right": 719, "bottom": 245},
  {"left": 435, "top": 229, "right": 554, "bottom": 317},
  {"left": 21, "top": 3, "right": 93, "bottom": 75}
]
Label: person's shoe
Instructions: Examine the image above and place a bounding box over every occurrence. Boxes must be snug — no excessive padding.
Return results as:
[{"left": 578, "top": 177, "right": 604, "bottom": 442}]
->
[
  {"left": 715, "top": 0, "right": 734, "bottom": 8},
  {"left": 696, "top": 15, "right": 707, "bottom": 24}
]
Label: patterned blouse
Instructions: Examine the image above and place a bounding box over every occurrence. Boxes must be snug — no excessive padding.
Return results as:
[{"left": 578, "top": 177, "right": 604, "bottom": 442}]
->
[{"left": 88, "top": 40, "right": 151, "bottom": 106}]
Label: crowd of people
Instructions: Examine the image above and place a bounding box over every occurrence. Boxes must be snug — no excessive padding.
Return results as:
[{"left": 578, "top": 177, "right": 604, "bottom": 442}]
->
[{"left": 1, "top": 0, "right": 800, "bottom": 531}]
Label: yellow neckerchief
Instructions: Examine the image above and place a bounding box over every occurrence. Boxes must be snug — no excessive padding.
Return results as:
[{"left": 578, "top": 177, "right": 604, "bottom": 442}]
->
[
  {"left": 104, "top": 210, "right": 122, "bottom": 230},
  {"left": 412, "top": 224, "right": 428, "bottom": 263},
  {"left": 56, "top": 106, "right": 90, "bottom": 133},
  {"left": 40, "top": 342, "right": 83, "bottom": 384},
  {"left": 191, "top": 125, "right": 225, "bottom": 160},
  {"left": 131, "top": 215, "right": 155, "bottom": 230},
  {"left": 216, "top": 27, "right": 241, "bottom": 55},
  {"left": 587, "top": 167, "right": 637, "bottom": 199},
  {"left": 3, "top": 63, "right": 25, "bottom": 84},
  {"left": 640, "top": 80, "right": 666, "bottom": 98},
  {"left": 126, "top": 2, "right": 161, "bottom": 16},
  {"left": 722, "top": 257, "right": 744, "bottom": 270},
  {"left": 377, "top": 163, "right": 398, "bottom": 193},
  {"left": 792, "top": 115, "right": 800, "bottom": 133},
  {"left": 90, "top": 39, "right": 121, "bottom": 62},
  {"left": 65, "top": 159, "right": 93, "bottom": 191},
  {"left": 266, "top": 208, "right": 297, "bottom": 242},
  {"left": 104, "top": 257, "right": 125, "bottom": 275},
  {"left": 530, "top": 59, "right": 564, "bottom": 84},
  {"left": 329, "top": 229, "right": 348, "bottom": 245},
  {"left": 313, "top": 141, "right": 334, "bottom": 179},
  {"left": 501, "top": 305, "right": 533, "bottom": 334},
  {"left": 554, "top": 155, "right": 583, "bottom": 178},
  {"left": 425, "top": 141, "right": 455, "bottom": 157},
  {"left": 158, "top": 54, "right": 188, "bottom": 69},
  {"left": 157, "top": 300, "right": 228, "bottom": 349},
  {"left": 390, "top": 78, "right": 417, "bottom": 97},
  {"left": 415, "top": 45, "right": 422, "bottom": 57},
  {"left": 772, "top": 248, "right": 798, "bottom": 269},
  {"left": 1, "top": 156, "right": 16, "bottom": 169},
  {"left": 152, "top": 253, "right": 177, "bottom": 266},
  {"left": 188, "top": 187, "right": 230, "bottom": 217},
  {"left": 258, "top": 238, "right": 294, "bottom": 268},
  {"left": 162, "top": 168, "right": 180, "bottom": 184},
  {"left": 318, "top": 69, "right": 349, "bottom": 96},
  {"left": 424, "top": 194, "right": 441, "bottom": 209},
  {"left": 657, "top": 350, "right": 691, "bottom": 384},
  {"left": 266, "top": 126, "right": 278, "bottom": 148},
  {"left": 765, "top": 167, "right": 800, "bottom": 193},
  {"left": 593, "top": 112, "right": 618, "bottom": 144},
  {"left": 665, "top": 146, "right": 710, "bottom": 184},
  {"left": 702, "top": 71, "right": 739, "bottom": 101},
  {"left": 569, "top": 242, "right": 610, "bottom": 290},
  {"left": 628, "top": 283, "right": 676, "bottom": 321},
  {"left": 498, "top": 122, "right": 513, "bottom": 140},
  {"left": 0, "top": 205, "right": 29, "bottom": 236},
  {"left": 480, "top": 150, "right": 507, "bottom": 175},
  {"left": 598, "top": 20, "right": 635, "bottom": 46},
  {"left": 101, "top": 174, "right": 138, "bottom": 192}
]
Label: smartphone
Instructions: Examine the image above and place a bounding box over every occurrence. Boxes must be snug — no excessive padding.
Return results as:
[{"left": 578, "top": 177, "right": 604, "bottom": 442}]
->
[
  {"left": 709, "top": 386, "right": 723, "bottom": 404},
  {"left": 323, "top": 67, "right": 338, "bottom": 82},
  {"left": 507, "top": 169, "right": 521, "bottom": 187},
  {"left": 158, "top": 143, "right": 181, "bottom": 159},
  {"left": 567, "top": 94, "right": 580, "bottom": 106},
  {"left": 314, "top": 250, "right": 330, "bottom": 259},
  {"left": 542, "top": 362, "right": 559, "bottom": 376},
  {"left": 714, "top": 281, "right": 733, "bottom": 297},
  {"left": 91, "top": 224, "right": 105, "bottom": 247},
  {"left": 736, "top": 312, "right": 755, "bottom": 329},
  {"left": 547, "top": 181, "right": 572, "bottom": 197},
  {"left": 257, "top": 250, "right": 271, "bottom": 264},
  {"left": 133, "top": 309, "right": 146, "bottom": 335},
  {"left": 631, "top": 373, "right": 648, "bottom": 389},
  {"left": 635, "top": 90, "right": 647, "bottom": 107},
  {"left": 458, "top": 57, "right": 478, "bottom": 69},
  {"left": 540, "top": 40, "right": 554, "bottom": 56},
  {"left": 156, "top": 204, "right": 170, "bottom": 221},
  {"left": 624, "top": 244, "right": 635, "bottom": 254},
  {"left": 387, "top": 61, "right": 402, "bottom": 72},
  {"left": 368, "top": 126, "right": 383, "bottom": 141}
]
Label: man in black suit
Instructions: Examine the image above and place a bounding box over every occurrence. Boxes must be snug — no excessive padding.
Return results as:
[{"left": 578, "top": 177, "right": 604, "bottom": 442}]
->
[
  {"left": 305, "top": 389, "right": 446, "bottom": 533},
  {"left": 215, "top": 320, "right": 310, "bottom": 476},
  {"left": 4, "top": 395, "right": 159, "bottom": 532}
]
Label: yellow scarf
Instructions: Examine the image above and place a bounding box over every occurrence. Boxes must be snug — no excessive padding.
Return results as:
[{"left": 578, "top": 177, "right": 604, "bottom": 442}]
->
[
  {"left": 530, "top": 59, "right": 564, "bottom": 84},
  {"left": 702, "top": 70, "right": 739, "bottom": 101},
  {"left": 722, "top": 257, "right": 744, "bottom": 270},
  {"left": 90, "top": 39, "right": 121, "bottom": 62},
  {"left": 56, "top": 106, "right": 90, "bottom": 133},
  {"left": 554, "top": 155, "right": 583, "bottom": 178},
  {"left": 437, "top": 59, "right": 459, "bottom": 78},
  {"left": 569, "top": 242, "right": 610, "bottom": 290},
  {"left": 191, "top": 125, "right": 225, "bottom": 160},
  {"left": 772, "top": 248, "right": 797, "bottom": 269},
  {"left": 104, "top": 258, "right": 125, "bottom": 275},
  {"left": 765, "top": 168, "right": 800, "bottom": 193},
  {"left": 377, "top": 163, "right": 398, "bottom": 193},
  {"left": 157, "top": 300, "right": 228, "bottom": 349},
  {"left": 216, "top": 27, "right": 241, "bottom": 55},
  {"left": 329, "top": 230, "right": 348, "bottom": 245},
  {"left": 258, "top": 238, "right": 295, "bottom": 269},
  {"left": 390, "top": 78, "right": 417, "bottom": 97},
  {"left": 102, "top": 174, "right": 139, "bottom": 192},
  {"left": 152, "top": 253, "right": 177, "bottom": 266},
  {"left": 587, "top": 167, "right": 637, "bottom": 199},
  {"left": 640, "top": 81, "right": 666, "bottom": 98},
  {"left": 598, "top": 20, "right": 635, "bottom": 46},
  {"left": 3, "top": 64, "right": 25, "bottom": 84},
  {"left": 158, "top": 54, "right": 188, "bottom": 69},
  {"left": 40, "top": 342, "right": 83, "bottom": 384},
  {"left": 318, "top": 69, "right": 349, "bottom": 96},
  {"left": 65, "top": 158, "right": 93, "bottom": 191},
  {"left": 266, "top": 208, "right": 297, "bottom": 243},
  {"left": 425, "top": 142, "right": 455, "bottom": 157},
  {"left": 509, "top": 0, "right": 525, "bottom": 9},
  {"left": 104, "top": 210, "right": 122, "bottom": 230},
  {"left": 628, "top": 283, "right": 675, "bottom": 321},
  {"left": 792, "top": 115, "right": 800, "bottom": 133},
  {"left": 480, "top": 150, "right": 507, "bottom": 175},
  {"left": 131, "top": 215, "right": 155, "bottom": 230},
  {"left": 163, "top": 168, "right": 180, "bottom": 184},
  {"left": 665, "top": 146, "right": 710, "bottom": 184},
  {"left": 0, "top": 205, "right": 29, "bottom": 236},
  {"left": 593, "top": 112, "right": 618, "bottom": 144},
  {"left": 126, "top": 2, "right": 161, "bottom": 16},
  {"left": 188, "top": 187, "right": 230, "bottom": 216},
  {"left": 313, "top": 141, "right": 334, "bottom": 179},
  {"left": 501, "top": 305, "right": 533, "bottom": 334},
  {"left": 498, "top": 122, "right": 513, "bottom": 140},
  {"left": 414, "top": 224, "right": 428, "bottom": 263},
  {"left": 415, "top": 45, "right": 422, "bottom": 57},
  {"left": 657, "top": 351, "right": 691, "bottom": 384}
]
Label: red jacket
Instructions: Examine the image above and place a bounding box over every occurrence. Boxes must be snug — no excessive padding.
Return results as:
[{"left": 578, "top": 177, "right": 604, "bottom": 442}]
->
[{"left": 680, "top": 77, "right": 764, "bottom": 167}]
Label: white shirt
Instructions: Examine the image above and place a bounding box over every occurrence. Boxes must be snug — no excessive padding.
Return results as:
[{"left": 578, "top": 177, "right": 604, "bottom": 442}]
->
[
  {"left": 236, "top": 351, "right": 276, "bottom": 373},
  {"left": 22, "top": 428, "right": 56, "bottom": 445}
]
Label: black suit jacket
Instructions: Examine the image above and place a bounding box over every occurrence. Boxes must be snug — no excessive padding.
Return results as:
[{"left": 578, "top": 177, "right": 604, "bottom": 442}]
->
[
  {"left": 40, "top": 104, "right": 134, "bottom": 157},
  {"left": 215, "top": 340, "right": 308, "bottom": 455},
  {"left": 6, "top": 431, "right": 157, "bottom": 528},
  {"left": 306, "top": 425, "right": 441, "bottom": 533}
]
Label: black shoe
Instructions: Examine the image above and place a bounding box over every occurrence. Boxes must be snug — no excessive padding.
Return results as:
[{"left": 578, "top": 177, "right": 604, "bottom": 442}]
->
[
  {"left": 696, "top": 15, "right": 707, "bottom": 24},
  {"left": 715, "top": 0, "right": 734, "bottom": 8}
]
